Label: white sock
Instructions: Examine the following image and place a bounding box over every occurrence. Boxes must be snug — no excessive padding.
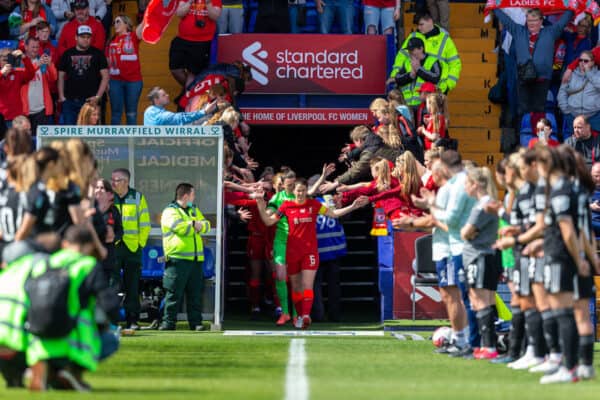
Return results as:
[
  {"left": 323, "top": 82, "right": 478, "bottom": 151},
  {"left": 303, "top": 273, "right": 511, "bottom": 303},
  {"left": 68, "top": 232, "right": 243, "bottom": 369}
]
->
[
  {"left": 454, "top": 330, "right": 467, "bottom": 347},
  {"left": 549, "top": 352, "right": 562, "bottom": 362}
]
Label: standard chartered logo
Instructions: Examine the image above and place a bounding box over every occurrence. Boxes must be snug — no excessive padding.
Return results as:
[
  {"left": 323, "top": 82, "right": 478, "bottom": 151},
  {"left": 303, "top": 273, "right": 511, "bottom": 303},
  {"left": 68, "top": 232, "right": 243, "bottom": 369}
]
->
[{"left": 242, "top": 41, "right": 269, "bottom": 86}]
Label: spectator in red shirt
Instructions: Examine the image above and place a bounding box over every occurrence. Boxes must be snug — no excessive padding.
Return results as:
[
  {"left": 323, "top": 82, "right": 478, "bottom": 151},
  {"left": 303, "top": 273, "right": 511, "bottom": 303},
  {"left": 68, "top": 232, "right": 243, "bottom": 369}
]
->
[
  {"left": 356, "top": 151, "right": 424, "bottom": 219},
  {"left": 35, "top": 21, "right": 58, "bottom": 65},
  {"left": 56, "top": 0, "right": 106, "bottom": 59},
  {"left": 169, "top": 0, "right": 222, "bottom": 89},
  {"left": 107, "top": 15, "right": 143, "bottom": 125},
  {"left": 417, "top": 92, "right": 447, "bottom": 150},
  {"left": 13, "top": 0, "right": 58, "bottom": 40},
  {"left": 527, "top": 117, "right": 560, "bottom": 148},
  {"left": 0, "top": 48, "right": 36, "bottom": 125},
  {"left": 20, "top": 37, "right": 57, "bottom": 135}
]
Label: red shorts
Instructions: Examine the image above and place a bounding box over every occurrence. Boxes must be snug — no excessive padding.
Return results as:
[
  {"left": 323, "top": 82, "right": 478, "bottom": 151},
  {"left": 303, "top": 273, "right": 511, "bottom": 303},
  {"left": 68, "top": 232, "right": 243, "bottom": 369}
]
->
[
  {"left": 247, "top": 233, "right": 271, "bottom": 261},
  {"left": 287, "top": 252, "right": 319, "bottom": 275}
]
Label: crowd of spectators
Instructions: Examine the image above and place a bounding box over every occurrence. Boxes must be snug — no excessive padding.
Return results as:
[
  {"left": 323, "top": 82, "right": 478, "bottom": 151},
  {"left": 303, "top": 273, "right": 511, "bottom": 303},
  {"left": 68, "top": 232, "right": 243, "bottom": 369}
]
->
[
  {"left": 0, "top": 0, "right": 597, "bottom": 391},
  {"left": 493, "top": 7, "right": 600, "bottom": 156}
]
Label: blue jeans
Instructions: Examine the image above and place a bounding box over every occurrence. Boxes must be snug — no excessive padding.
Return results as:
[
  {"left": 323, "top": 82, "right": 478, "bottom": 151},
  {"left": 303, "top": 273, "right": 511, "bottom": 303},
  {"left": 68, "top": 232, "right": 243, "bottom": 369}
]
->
[
  {"left": 363, "top": 5, "right": 395, "bottom": 34},
  {"left": 319, "top": 0, "right": 354, "bottom": 34},
  {"left": 288, "top": 4, "right": 303, "bottom": 33},
  {"left": 218, "top": 6, "right": 244, "bottom": 34},
  {"left": 61, "top": 99, "right": 86, "bottom": 125},
  {"left": 109, "top": 80, "right": 143, "bottom": 125}
]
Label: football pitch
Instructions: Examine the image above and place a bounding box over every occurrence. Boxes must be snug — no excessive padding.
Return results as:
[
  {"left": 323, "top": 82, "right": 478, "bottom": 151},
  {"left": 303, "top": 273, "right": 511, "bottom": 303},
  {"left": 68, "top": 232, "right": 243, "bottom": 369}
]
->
[{"left": 1, "top": 321, "right": 599, "bottom": 399}]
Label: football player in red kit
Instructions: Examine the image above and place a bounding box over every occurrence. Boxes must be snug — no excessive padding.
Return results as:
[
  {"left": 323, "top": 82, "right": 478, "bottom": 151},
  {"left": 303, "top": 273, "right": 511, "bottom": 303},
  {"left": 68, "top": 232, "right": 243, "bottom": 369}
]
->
[{"left": 256, "top": 178, "right": 358, "bottom": 329}]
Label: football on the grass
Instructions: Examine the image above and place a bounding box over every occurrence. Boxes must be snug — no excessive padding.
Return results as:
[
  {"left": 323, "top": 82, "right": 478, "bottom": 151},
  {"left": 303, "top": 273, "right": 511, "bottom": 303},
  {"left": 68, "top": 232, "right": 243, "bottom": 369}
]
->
[{"left": 432, "top": 326, "right": 452, "bottom": 348}]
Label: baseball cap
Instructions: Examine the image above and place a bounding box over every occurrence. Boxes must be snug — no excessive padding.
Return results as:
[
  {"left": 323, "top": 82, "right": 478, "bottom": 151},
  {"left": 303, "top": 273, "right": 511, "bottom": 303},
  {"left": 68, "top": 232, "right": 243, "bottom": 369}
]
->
[
  {"left": 406, "top": 37, "right": 425, "bottom": 50},
  {"left": 77, "top": 25, "right": 92, "bottom": 36},
  {"left": 418, "top": 82, "right": 436, "bottom": 94},
  {"left": 73, "top": 0, "right": 89, "bottom": 9}
]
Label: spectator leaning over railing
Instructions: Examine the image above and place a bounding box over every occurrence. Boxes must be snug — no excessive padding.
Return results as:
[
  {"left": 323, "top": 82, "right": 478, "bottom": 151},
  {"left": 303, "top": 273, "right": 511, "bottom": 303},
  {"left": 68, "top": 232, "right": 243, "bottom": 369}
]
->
[
  {"left": 396, "top": 12, "right": 460, "bottom": 93},
  {"left": 493, "top": 8, "right": 573, "bottom": 120},
  {"left": 558, "top": 50, "right": 600, "bottom": 137},
  {"left": 143, "top": 86, "right": 217, "bottom": 126}
]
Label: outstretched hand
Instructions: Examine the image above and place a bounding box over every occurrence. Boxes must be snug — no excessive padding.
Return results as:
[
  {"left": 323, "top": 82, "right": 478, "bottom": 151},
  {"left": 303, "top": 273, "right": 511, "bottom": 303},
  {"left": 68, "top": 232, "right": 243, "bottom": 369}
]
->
[{"left": 322, "top": 162, "right": 335, "bottom": 178}]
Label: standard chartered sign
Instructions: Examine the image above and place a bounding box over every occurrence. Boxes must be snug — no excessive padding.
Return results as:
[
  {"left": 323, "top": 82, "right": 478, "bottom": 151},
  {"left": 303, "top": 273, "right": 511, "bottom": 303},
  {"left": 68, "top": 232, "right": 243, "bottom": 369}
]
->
[{"left": 37, "top": 125, "right": 224, "bottom": 226}]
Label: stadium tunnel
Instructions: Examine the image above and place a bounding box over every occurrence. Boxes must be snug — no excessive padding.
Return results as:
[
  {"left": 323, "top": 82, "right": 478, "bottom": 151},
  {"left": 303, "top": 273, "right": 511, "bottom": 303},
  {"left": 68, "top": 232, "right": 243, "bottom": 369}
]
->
[{"left": 225, "top": 123, "right": 381, "bottom": 321}]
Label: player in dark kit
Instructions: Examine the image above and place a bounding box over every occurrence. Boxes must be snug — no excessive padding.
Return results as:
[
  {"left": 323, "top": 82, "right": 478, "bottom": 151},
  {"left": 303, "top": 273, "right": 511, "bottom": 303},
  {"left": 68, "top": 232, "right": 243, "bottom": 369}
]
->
[
  {"left": 256, "top": 178, "right": 358, "bottom": 329},
  {"left": 0, "top": 158, "right": 28, "bottom": 265},
  {"left": 536, "top": 146, "right": 586, "bottom": 384},
  {"left": 560, "top": 147, "right": 598, "bottom": 380}
]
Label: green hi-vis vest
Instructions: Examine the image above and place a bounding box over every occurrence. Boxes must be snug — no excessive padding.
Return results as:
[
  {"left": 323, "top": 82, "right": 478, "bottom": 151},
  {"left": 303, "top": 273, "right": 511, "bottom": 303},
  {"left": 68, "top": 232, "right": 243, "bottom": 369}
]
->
[
  {"left": 391, "top": 27, "right": 461, "bottom": 92},
  {"left": 114, "top": 188, "right": 151, "bottom": 252},
  {"left": 399, "top": 55, "right": 441, "bottom": 107},
  {"left": 26, "top": 249, "right": 101, "bottom": 372},
  {"left": 161, "top": 203, "right": 211, "bottom": 262},
  {"left": 0, "top": 255, "right": 41, "bottom": 353}
]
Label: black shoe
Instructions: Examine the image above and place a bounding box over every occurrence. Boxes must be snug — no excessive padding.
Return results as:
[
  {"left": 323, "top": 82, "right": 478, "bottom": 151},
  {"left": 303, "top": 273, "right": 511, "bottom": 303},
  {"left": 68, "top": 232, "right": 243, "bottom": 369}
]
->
[
  {"left": 141, "top": 320, "right": 159, "bottom": 330},
  {"left": 158, "top": 324, "right": 176, "bottom": 331},
  {"left": 250, "top": 309, "right": 261, "bottom": 321},
  {"left": 448, "top": 345, "right": 473, "bottom": 358}
]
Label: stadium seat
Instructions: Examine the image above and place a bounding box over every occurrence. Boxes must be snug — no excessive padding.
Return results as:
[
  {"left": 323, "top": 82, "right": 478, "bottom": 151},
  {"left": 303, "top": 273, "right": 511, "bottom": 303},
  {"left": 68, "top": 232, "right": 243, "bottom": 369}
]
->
[
  {"left": 203, "top": 247, "right": 215, "bottom": 279},
  {"left": 141, "top": 245, "right": 166, "bottom": 279},
  {"left": 412, "top": 234, "right": 437, "bottom": 321},
  {"left": 519, "top": 112, "right": 559, "bottom": 148}
]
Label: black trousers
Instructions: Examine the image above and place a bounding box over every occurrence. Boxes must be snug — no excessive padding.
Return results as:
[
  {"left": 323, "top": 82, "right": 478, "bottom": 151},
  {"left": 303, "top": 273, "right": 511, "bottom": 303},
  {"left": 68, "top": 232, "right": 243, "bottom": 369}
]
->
[
  {"left": 517, "top": 79, "right": 551, "bottom": 117},
  {"left": 312, "top": 258, "right": 342, "bottom": 322}
]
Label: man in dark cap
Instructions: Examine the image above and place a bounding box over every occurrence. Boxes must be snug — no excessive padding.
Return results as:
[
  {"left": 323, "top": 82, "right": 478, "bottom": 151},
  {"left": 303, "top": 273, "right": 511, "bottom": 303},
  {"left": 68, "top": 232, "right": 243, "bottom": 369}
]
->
[
  {"left": 388, "top": 37, "right": 442, "bottom": 108},
  {"left": 56, "top": 0, "right": 106, "bottom": 59}
]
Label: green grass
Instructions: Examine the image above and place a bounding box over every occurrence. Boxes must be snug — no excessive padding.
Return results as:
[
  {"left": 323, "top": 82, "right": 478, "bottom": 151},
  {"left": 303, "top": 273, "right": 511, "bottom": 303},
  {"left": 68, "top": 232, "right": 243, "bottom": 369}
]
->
[{"left": 0, "top": 322, "right": 599, "bottom": 399}]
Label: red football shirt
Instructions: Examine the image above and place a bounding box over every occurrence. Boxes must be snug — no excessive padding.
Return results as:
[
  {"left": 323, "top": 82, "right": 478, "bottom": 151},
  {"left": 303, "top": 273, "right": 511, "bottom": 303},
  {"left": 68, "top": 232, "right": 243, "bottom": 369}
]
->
[
  {"left": 177, "top": 0, "right": 222, "bottom": 42},
  {"left": 277, "top": 199, "right": 327, "bottom": 262}
]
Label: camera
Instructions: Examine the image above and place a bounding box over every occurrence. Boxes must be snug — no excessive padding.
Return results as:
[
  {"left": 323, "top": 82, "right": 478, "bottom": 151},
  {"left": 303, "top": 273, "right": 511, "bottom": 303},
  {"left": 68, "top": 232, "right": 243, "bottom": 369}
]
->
[
  {"left": 195, "top": 19, "right": 205, "bottom": 28},
  {"left": 6, "top": 54, "right": 21, "bottom": 67}
]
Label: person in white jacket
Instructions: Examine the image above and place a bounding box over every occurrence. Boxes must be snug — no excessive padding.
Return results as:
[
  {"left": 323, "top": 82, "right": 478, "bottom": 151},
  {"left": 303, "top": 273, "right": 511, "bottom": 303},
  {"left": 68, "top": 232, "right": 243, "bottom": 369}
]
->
[{"left": 558, "top": 50, "right": 600, "bottom": 139}]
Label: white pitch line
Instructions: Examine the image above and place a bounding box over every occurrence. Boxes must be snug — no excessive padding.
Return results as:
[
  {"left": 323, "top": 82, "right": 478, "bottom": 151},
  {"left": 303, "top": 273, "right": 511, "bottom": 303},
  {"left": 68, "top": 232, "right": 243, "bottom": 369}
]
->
[
  {"left": 223, "top": 330, "right": 384, "bottom": 337},
  {"left": 285, "top": 339, "right": 308, "bottom": 400}
]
